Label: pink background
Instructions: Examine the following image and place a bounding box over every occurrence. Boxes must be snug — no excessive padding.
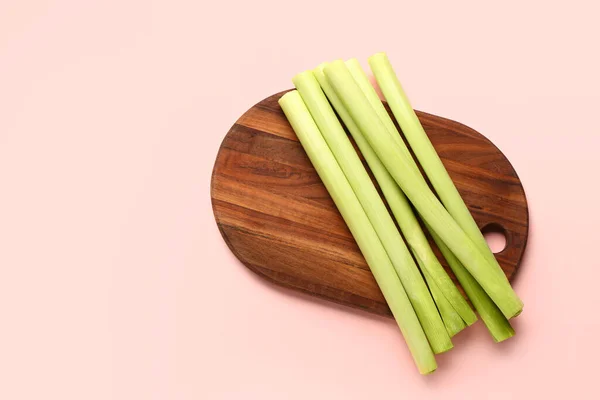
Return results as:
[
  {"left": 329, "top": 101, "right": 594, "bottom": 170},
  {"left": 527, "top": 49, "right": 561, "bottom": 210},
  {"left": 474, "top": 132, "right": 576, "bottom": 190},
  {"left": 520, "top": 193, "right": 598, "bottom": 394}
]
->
[{"left": 1, "top": 1, "right": 599, "bottom": 398}]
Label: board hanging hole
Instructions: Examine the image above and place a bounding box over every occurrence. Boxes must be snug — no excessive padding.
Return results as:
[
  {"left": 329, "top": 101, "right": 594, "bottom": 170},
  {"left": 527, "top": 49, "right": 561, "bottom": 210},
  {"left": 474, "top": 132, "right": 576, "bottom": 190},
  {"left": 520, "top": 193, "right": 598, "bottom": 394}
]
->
[{"left": 481, "top": 223, "right": 507, "bottom": 254}]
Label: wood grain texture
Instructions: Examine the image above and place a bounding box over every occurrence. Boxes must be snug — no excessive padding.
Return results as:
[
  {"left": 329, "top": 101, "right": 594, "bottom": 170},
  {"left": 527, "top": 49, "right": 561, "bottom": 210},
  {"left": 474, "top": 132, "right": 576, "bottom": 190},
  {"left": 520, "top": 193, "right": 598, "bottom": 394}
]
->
[{"left": 211, "top": 90, "right": 529, "bottom": 317}]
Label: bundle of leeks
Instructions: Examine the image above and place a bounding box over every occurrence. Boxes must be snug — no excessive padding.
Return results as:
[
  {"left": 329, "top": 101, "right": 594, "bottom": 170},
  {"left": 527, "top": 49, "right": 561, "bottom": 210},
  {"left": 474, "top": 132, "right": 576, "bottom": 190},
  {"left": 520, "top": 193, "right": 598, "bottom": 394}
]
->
[{"left": 279, "top": 53, "right": 522, "bottom": 374}]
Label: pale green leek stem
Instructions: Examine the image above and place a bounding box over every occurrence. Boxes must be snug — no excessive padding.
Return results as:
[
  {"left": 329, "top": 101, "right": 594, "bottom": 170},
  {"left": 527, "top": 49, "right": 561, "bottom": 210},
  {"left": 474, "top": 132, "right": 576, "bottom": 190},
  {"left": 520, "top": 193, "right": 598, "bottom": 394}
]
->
[
  {"left": 314, "top": 64, "right": 468, "bottom": 335},
  {"left": 323, "top": 60, "right": 523, "bottom": 319},
  {"left": 278, "top": 90, "right": 436, "bottom": 374},
  {"left": 343, "top": 59, "right": 513, "bottom": 340},
  {"left": 368, "top": 52, "right": 523, "bottom": 319},
  {"left": 344, "top": 59, "right": 476, "bottom": 326},
  {"left": 293, "top": 71, "right": 452, "bottom": 354}
]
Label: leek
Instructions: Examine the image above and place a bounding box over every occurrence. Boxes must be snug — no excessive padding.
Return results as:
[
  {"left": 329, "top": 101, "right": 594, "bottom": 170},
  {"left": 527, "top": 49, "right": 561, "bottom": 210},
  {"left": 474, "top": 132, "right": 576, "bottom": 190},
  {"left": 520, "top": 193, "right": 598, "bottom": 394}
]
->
[
  {"left": 368, "top": 52, "right": 523, "bottom": 319},
  {"left": 292, "top": 71, "right": 452, "bottom": 354},
  {"left": 343, "top": 58, "right": 515, "bottom": 340},
  {"left": 314, "top": 64, "right": 469, "bottom": 335},
  {"left": 278, "top": 90, "right": 436, "bottom": 374},
  {"left": 323, "top": 60, "right": 523, "bottom": 319},
  {"left": 344, "top": 59, "right": 477, "bottom": 326}
]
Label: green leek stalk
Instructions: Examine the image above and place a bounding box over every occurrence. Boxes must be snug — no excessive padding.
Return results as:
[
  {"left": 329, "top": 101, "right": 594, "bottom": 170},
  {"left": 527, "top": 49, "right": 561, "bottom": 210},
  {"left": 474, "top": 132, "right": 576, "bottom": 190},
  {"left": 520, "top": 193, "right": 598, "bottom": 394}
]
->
[
  {"left": 314, "top": 64, "right": 469, "bottom": 336},
  {"left": 427, "top": 224, "right": 515, "bottom": 341},
  {"left": 368, "top": 52, "right": 523, "bottom": 319},
  {"left": 343, "top": 60, "right": 514, "bottom": 341},
  {"left": 344, "top": 59, "right": 514, "bottom": 341},
  {"left": 292, "top": 71, "right": 452, "bottom": 354},
  {"left": 323, "top": 60, "right": 523, "bottom": 319},
  {"left": 278, "top": 90, "right": 436, "bottom": 375},
  {"left": 343, "top": 59, "right": 476, "bottom": 326}
]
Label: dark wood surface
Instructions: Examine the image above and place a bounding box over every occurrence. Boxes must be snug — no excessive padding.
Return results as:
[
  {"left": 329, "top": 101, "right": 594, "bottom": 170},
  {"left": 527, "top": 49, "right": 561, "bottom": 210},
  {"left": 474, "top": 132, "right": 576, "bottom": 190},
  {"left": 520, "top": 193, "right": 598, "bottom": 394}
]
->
[{"left": 211, "top": 90, "right": 529, "bottom": 317}]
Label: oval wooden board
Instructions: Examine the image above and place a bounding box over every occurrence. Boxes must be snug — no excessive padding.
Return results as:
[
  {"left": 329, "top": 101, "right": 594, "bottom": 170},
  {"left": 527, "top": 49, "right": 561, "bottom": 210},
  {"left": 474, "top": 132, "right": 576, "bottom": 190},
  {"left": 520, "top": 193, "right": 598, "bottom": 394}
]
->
[{"left": 211, "top": 90, "right": 529, "bottom": 317}]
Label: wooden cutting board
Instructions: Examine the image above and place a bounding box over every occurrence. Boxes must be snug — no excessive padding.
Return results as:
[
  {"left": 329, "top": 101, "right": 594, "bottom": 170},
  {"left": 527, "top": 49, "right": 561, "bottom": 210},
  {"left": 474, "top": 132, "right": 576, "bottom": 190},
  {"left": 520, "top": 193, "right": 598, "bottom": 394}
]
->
[{"left": 211, "top": 90, "right": 529, "bottom": 317}]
